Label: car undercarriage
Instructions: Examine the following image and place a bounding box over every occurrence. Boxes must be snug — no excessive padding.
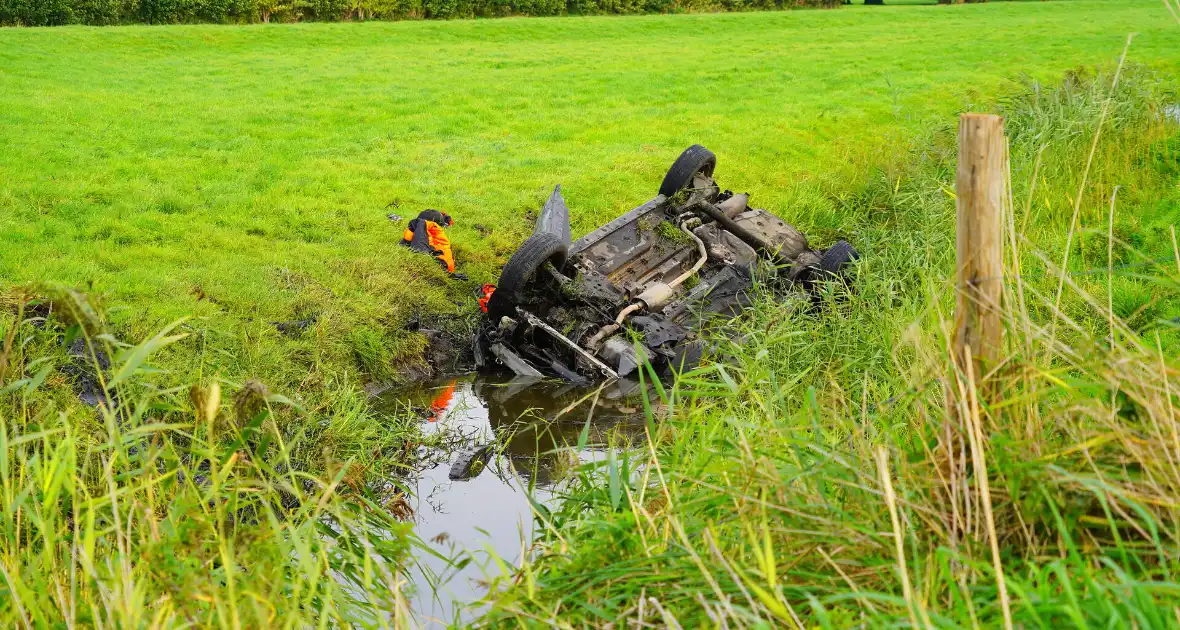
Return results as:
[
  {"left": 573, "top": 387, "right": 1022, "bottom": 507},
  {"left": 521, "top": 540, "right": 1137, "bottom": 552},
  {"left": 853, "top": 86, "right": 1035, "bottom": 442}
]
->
[{"left": 474, "top": 145, "right": 858, "bottom": 382}]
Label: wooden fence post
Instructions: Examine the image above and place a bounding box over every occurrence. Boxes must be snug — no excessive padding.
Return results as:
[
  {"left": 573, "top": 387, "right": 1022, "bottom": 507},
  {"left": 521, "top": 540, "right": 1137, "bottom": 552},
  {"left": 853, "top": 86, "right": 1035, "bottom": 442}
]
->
[{"left": 955, "top": 113, "right": 1006, "bottom": 380}]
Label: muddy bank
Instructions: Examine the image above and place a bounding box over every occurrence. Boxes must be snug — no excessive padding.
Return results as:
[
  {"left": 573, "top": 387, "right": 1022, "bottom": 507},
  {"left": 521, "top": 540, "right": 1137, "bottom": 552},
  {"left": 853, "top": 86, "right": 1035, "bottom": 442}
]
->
[{"left": 364, "top": 313, "right": 480, "bottom": 397}]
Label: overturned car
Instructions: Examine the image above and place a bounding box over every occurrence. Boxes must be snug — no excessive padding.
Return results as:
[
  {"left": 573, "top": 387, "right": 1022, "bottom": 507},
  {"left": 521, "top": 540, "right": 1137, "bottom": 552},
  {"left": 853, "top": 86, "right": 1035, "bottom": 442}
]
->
[{"left": 475, "top": 145, "right": 858, "bottom": 382}]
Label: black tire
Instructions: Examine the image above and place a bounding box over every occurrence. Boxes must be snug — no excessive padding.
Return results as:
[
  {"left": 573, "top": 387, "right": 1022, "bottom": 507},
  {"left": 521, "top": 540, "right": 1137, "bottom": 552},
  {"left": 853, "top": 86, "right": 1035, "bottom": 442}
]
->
[
  {"left": 496, "top": 232, "right": 569, "bottom": 305},
  {"left": 818, "top": 240, "right": 859, "bottom": 276},
  {"left": 658, "top": 145, "right": 717, "bottom": 197}
]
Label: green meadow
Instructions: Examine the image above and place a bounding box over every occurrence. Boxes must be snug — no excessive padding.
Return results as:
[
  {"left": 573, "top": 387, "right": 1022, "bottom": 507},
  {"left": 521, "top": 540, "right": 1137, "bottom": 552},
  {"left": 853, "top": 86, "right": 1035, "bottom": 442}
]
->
[
  {"left": 2, "top": 0, "right": 1180, "bottom": 626},
  {"left": 2, "top": 0, "right": 1177, "bottom": 393}
]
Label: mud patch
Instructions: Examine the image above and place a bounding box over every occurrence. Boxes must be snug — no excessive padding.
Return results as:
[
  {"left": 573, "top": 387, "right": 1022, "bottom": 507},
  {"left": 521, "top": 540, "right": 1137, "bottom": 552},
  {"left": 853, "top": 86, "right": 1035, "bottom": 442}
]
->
[
  {"left": 272, "top": 315, "right": 317, "bottom": 337},
  {"left": 62, "top": 337, "right": 112, "bottom": 408}
]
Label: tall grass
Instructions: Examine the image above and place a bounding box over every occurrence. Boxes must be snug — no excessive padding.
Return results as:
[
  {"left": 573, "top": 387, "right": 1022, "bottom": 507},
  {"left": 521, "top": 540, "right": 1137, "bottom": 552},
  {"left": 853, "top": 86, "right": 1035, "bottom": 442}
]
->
[
  {"left": 0, "top": 290, "right": 425, "bottom": 627},
  {"left": 482, "top": 67, "right": 1180, "bottom": 627}
]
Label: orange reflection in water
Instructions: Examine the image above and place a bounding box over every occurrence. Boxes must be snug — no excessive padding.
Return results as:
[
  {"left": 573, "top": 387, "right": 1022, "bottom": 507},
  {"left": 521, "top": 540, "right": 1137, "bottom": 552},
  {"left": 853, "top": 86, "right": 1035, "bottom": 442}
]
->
[{"left": 427, "top": 380, "right": 457, "bottom": 423}]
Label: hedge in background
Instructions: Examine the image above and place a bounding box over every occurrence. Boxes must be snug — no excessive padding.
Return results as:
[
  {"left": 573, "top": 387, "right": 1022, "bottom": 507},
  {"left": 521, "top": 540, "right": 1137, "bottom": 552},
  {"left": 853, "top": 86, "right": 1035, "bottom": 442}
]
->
[{"left": 1, "top": 0, "right": 839, "bottom": 26}]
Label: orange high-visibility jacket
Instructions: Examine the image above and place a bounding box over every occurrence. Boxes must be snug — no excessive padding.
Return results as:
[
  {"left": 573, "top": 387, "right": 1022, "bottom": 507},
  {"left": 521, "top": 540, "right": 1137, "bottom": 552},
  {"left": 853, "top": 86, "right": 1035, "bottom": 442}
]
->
[{"left": 402, "top": 210, "right": 455, "bottom": 273}]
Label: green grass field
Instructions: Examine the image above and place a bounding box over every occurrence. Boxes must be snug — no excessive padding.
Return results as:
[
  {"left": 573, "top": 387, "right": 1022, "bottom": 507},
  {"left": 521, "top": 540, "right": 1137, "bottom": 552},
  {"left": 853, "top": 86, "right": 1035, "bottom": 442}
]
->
[
  {"left": 2, "top": 0, "right": 1180, "bottom": 626},
  {"left": 2, "top": 0, "right": 1178, "bottom": 394}
]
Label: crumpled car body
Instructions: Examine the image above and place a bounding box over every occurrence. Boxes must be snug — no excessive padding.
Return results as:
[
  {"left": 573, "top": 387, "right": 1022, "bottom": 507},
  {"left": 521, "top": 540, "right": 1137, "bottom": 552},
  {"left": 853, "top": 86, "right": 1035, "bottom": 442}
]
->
[{"left": 474, "top": 145, "right": 858, "bottom": 382}]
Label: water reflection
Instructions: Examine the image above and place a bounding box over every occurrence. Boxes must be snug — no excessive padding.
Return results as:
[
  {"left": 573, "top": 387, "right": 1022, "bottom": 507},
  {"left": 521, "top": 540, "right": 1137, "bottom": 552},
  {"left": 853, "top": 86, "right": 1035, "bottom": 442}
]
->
[{"left": 375, "top": 374, "right": 651, "bottom": 627}]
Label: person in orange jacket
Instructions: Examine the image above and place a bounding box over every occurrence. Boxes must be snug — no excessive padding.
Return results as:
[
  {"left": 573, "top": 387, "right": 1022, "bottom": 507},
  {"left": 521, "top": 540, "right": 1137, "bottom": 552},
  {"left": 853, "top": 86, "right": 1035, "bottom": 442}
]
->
[{"left": 401, "top": 209, "right": 458, "bottom": 274}]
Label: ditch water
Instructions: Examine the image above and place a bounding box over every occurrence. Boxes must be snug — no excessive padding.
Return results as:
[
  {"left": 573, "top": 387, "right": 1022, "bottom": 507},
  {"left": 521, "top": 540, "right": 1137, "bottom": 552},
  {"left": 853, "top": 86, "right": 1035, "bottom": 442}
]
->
[{"left": 373, "top": 374, "right": 652, "bottom": 627}]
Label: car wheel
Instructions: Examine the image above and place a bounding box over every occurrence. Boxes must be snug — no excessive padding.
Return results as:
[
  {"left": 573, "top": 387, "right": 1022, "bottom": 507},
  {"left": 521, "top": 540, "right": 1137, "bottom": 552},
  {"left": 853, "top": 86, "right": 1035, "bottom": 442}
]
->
[
  {"left": 494, "top": 232, "right": 569, "bottom": 309},
  {"left": 658, "top": 145, "right": 717, "bottom": 197},
  {"left": 818, "top": 240, "right": 859, "bottom": 276}
]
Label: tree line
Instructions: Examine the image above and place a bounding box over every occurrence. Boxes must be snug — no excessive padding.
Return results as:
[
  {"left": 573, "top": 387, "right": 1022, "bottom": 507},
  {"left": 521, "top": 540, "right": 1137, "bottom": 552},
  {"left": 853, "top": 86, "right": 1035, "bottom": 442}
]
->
[{"left": 2, "top": 0, "right": 842, "bottom": 26}]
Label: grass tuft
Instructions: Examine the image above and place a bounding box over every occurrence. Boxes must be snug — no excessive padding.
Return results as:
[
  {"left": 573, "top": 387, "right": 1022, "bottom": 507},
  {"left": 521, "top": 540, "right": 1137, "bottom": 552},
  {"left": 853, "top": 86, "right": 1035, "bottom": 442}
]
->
[{"left": 0, "top": 299, "right": 436, "bottom": 626}]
